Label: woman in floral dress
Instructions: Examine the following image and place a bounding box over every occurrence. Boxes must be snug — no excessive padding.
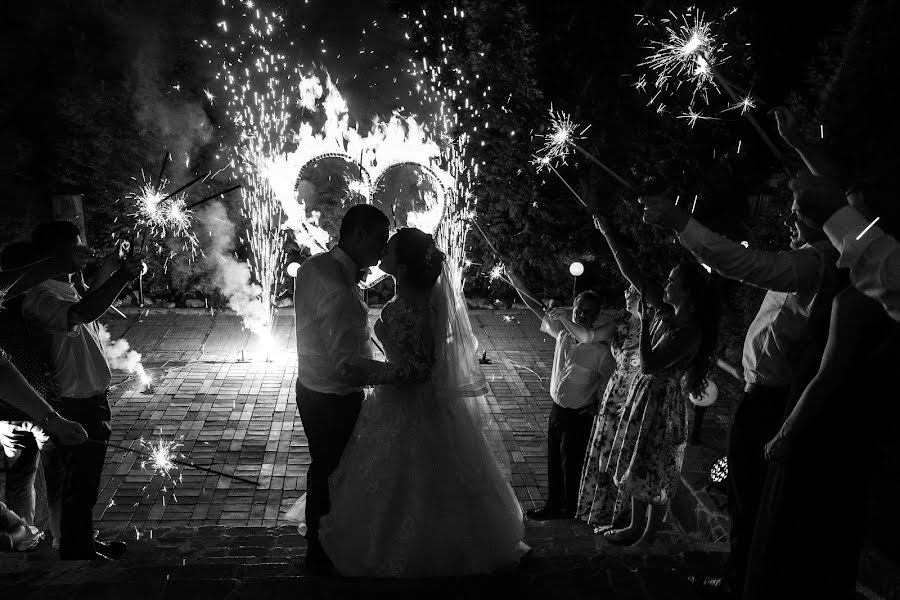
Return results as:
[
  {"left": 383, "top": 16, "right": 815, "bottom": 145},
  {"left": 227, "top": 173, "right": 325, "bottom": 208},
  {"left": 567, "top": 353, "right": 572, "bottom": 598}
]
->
[
  {"left": 594, "top": 214, "right": 719, "bottom": 546},
  {"left": 576, "top": 285, "right": 641, "bottom": 531}
]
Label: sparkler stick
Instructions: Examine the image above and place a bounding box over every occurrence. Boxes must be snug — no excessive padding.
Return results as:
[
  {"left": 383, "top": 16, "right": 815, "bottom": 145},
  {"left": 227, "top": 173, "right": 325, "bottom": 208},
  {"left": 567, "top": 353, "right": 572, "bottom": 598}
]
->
[
  {"left": 704, "top": 59, "right": 790, "bottom": 176},
  {"left": 158, "top": 172, "right": 211, "bottom": 205},
  {"left": 469, "top": 219, "right": 546, "bottom": 309},
  {"left": 154, "top": 151, "right": 171, "bottom": 192},
  {"left": 186, "top": 184, "right": 243, "bottom": 210},
  {"left": 546, "top": 162, "right": 593, "bottom": 214},
  {"left": 86, "top": 439, "right": 259, "bottom": 486},
  {"left": 569, "top": 144, "right": 637, "bottom": 193}
]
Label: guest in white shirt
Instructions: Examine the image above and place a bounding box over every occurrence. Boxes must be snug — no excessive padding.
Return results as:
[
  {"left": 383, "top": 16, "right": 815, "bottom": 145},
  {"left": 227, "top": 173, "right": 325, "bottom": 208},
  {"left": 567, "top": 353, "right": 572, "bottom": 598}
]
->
[
  {"left": 23, "top": 221, "right": 142, "bottom": 561},
  {"left": 639, "top": 106, "right": 852, "bottom": 595},
  {"left": 787, "top": 170, "right": 900, "bottom": 322},
  {"left": 293, "top": 204, "right": 423, "bottom": 574},
  {"left": 506, "top": 269, "right": 616, "bottom": 520},
  {"left": 640, "top": 189, "right": 840, "bottom": 594}
]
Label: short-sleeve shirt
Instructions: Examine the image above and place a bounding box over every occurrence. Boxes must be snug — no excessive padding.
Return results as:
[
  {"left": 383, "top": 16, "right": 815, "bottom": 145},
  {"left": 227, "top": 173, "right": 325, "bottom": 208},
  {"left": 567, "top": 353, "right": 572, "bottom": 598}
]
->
[
  {"left": 22, "top": 280, "right": 111, "bottom": 399},
  {"left": 541, "top": 316, "right": 615, "bottom": 410}
]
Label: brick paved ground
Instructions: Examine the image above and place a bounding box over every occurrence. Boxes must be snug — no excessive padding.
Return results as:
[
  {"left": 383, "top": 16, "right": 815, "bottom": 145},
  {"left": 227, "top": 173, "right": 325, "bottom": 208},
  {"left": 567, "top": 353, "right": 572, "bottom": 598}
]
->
[
  {"left": 2, "top": 307, "right": 743, "bottom": 599},
  {"left": 72, "top": 308, "right": 732, "bottom": 535}
]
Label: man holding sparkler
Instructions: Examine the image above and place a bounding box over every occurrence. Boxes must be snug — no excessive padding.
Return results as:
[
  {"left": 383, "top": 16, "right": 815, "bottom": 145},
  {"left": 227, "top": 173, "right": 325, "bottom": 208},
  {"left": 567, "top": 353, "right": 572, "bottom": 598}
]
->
[
  {"left": 1, "top": 242, "right": 92, "bottom": 554},
  {"left": 506, "top": 268, "right": 616, "bottom": 521},
  {"left": 293, "top": 204, "right": 425, "bottom": 574},
  {"left": 639, "top": 107, "right": 846, "bottom": 595},
  {"left": 22, "top": 221, "right": 142, "bottom": 560}
]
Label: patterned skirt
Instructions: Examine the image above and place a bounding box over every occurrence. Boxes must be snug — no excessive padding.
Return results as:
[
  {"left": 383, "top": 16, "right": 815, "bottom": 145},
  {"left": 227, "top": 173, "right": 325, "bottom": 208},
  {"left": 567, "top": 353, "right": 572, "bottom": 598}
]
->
[{"left": 610, "top": 372, "right": 688, "bottom": 506}]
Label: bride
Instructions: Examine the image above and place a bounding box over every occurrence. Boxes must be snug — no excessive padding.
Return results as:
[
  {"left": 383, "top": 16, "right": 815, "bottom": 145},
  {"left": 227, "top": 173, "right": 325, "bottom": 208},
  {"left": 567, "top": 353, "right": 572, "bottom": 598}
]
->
[{"left": 288, "top": 227, "right": 528, "bottom": 577}]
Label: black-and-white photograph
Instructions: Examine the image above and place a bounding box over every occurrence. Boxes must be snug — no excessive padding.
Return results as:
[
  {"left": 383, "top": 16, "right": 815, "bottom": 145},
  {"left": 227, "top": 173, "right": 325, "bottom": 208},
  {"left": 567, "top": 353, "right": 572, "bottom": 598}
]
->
[{"left": 1, "top": 1, "right": 897, "bottom": 598}]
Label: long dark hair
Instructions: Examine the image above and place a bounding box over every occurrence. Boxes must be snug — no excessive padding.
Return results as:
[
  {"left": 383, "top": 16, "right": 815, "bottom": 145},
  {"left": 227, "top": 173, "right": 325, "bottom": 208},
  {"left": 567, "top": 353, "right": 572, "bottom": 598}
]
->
[
  {"left": 393, "top": 227, "right": 446, "bottom": 290},
  {"left": 679, "top": 262, "right": 720, "bottom": 398}
]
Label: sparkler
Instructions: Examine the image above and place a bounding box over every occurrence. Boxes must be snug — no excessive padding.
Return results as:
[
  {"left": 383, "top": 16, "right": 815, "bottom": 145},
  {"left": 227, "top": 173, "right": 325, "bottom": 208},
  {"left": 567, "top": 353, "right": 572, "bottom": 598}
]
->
[
  {"left": 87, "top": 439, "right": 259, "bottom": 486},
  {"left": 534, "top": 109, "right": 636, "bottom": 193},
  {"left": 637, "top": 7, "right": 789, "bottom": 173},
  {"left": 637, "top": 7, "right": 726, "bottom": 109},
  {"left": 185, "top": 183, "right": 243, "bottom": 210}
]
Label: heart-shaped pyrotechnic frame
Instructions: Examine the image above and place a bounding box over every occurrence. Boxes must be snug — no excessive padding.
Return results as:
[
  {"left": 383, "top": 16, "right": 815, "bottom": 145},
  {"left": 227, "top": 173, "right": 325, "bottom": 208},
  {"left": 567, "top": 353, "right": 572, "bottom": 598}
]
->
[{"left": 294, "top": 155, "right": 451, "bottom": 289}]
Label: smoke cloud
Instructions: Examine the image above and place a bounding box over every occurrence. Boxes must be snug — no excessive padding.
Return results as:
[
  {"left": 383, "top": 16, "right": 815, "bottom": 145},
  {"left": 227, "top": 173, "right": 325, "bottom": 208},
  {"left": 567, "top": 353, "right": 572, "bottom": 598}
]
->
[
  {"left": 131, "top": 36, "right": 213, "bottom": 175},
  {"left": 97, "top": 323, "right": 150, "bottom": 385},
  {"left": 197, "top": 200, "right": 271, "bottom": 336}
]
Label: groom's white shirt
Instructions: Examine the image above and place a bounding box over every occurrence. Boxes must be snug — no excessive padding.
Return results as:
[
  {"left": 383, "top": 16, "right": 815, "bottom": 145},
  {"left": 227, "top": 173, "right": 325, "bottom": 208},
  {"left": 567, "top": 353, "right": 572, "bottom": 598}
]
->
[{"left": 294, "top": 246, "right": 373, "bottom": 395}]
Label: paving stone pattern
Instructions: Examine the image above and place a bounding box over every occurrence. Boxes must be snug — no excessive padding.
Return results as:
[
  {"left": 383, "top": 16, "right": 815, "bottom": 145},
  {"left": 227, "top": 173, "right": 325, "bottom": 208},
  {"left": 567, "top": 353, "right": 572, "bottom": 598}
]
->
[
  {"left": 1, "top": 308, "right": 741, "bottom": 598},
  {"left": 80, "top": 309, "right": 730, "bottom": 537}
]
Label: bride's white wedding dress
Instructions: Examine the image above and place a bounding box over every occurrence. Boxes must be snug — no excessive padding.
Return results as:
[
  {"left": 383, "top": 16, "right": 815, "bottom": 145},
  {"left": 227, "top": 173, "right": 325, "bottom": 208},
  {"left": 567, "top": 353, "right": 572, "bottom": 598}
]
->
[{"left": 287, "top": 267, "right": 528, "bottom": 578}]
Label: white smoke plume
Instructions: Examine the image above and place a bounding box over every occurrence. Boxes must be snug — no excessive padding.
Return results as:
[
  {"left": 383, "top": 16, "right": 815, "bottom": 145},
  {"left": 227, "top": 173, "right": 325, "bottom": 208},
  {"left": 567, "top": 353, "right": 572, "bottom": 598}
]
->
[
  {"left": 197, "top": 201, "right": 272, "bottom": 338},
  {"left": 97, "top": 323, "right": 151, "bottom": 387},
  {"left": 213, "top": 255, "right": 270, "bottom": 335}
]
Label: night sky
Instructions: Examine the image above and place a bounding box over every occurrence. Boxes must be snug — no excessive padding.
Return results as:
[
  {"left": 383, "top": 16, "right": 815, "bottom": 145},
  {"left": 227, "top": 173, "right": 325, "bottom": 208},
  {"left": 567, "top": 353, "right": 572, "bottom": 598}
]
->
[{"left": 0, "top": 0, "right": 861, "bottom": 213}]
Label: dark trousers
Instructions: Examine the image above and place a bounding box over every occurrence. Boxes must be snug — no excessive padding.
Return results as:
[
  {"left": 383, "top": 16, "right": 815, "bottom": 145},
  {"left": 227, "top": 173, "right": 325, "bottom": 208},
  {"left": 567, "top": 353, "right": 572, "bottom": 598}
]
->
[
  {"left": 547, "top": 403, "right": 594, "bottom": 517},
  {"left": 723, "top": 385, "right": 789, "bottom": 592},
  {"left": 47, "top": 392, "right": 111, "bottom": 559},
  {"left": 295, "top": 381, "right": 362, "bottom": 562}
]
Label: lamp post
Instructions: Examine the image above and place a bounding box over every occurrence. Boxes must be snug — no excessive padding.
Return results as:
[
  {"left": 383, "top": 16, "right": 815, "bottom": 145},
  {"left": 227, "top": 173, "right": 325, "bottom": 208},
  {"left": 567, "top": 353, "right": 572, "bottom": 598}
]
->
[{"left": 569, "top": 261, "right": 584, "bottom": 305}]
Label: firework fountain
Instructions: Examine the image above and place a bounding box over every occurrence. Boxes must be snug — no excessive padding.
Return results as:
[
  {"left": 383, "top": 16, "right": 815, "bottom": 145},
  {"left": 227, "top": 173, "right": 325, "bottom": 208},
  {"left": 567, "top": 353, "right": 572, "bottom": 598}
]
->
[{"left": 200, "top": 0, "right": 479, "bottom": 357}]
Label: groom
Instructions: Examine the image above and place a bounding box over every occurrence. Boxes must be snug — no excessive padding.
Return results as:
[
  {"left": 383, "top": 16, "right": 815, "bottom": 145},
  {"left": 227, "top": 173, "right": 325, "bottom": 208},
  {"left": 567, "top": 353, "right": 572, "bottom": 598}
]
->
[{"left": 293, "top": 204, "right": 422, "bottom": 573}]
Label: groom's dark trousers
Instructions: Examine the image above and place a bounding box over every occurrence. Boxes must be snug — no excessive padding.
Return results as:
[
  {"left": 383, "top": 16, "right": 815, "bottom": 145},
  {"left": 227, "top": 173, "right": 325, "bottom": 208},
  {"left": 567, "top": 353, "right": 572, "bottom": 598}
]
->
[{"left": 296, "top": 381, "right": 363, "bottom": 564}]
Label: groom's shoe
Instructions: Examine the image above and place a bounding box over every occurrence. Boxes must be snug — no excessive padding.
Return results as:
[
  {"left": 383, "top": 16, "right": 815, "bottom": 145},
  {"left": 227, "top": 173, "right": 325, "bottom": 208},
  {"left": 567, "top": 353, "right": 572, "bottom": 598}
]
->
[{"left": 525, "top": 505, "right": 567, "bottom": 521}]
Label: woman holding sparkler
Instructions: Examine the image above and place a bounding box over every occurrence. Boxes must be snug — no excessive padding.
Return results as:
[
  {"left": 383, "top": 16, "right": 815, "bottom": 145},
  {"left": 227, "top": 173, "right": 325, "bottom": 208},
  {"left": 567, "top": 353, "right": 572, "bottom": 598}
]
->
[
  {"left": 575, "top": 284, "right": 642, "bottom": 531},
  {"left": 593, "top": 213, "right": 719, "bottom": 546},
  {"left": 302, "top": 227, "right": 528, "bottom": 577}
]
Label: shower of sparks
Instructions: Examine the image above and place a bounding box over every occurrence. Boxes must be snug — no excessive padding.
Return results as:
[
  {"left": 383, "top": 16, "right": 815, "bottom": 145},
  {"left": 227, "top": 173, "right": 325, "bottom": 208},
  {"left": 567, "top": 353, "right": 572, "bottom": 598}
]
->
[
  {"left": 128, "top": 173, "right": 200, "bottom": 258},
  {"left": 489, "top": 263, "right": 505, "bottom": 282},
  {"left": 722, "top": 93, "right": 756, "bottom": 115},
  {"left": 139, "top": 433, "right": 185, "bottom": 486},
  {"left": 202, "top": 0, "right": 481, "bottom": 319},
  {"left": 678, "top": 109, "right": 719, "bottom": 128},
  {"left": 535, "top": 108, "right": 586, "bottom": 165},
  {"left": 636, "top": 6, "right": 737, "bottom": 111}
]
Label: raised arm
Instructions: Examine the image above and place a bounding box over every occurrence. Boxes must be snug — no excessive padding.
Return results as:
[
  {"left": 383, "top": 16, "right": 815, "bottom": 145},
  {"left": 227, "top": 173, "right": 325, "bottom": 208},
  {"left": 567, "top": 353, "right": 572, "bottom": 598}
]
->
[
  {"left": 773, "top": 107, "right": 843, "bottom": 181},
  {"left": 506, "top": 269, "right": 545, "bottom": 321},
  {"left": 545, "top": 307, "right": 616, "bottom": 344},
  {"left": 68, "top": 256, "right": 143, "bottom": 327},
  {"left": 640, "top": 195, "right": 825, "bottom": 294},
  {"left": 638, "top": 305, "right": 700, "bottom": 375},
  {"left": 594, "top": 214, "right": 663, "bottom": 306}
]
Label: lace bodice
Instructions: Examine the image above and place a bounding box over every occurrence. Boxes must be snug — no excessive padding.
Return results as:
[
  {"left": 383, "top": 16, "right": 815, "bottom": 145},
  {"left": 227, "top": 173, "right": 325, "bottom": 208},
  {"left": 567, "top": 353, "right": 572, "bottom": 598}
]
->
[{"left": 374, "top": 296, "right": 437, "bottom": 373}]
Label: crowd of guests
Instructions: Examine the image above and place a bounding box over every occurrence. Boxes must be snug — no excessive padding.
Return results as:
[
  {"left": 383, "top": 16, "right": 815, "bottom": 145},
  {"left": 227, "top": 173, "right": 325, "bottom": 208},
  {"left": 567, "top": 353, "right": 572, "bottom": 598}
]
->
[
  {"left": 0, "top": 222, "right": 142, "bottom": 559},
  {"left": 2, "top": 107, "right": 897, "bottom": 598},
  {"left": 506, "top": 107, "right": 899, "bottom": 600}
]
